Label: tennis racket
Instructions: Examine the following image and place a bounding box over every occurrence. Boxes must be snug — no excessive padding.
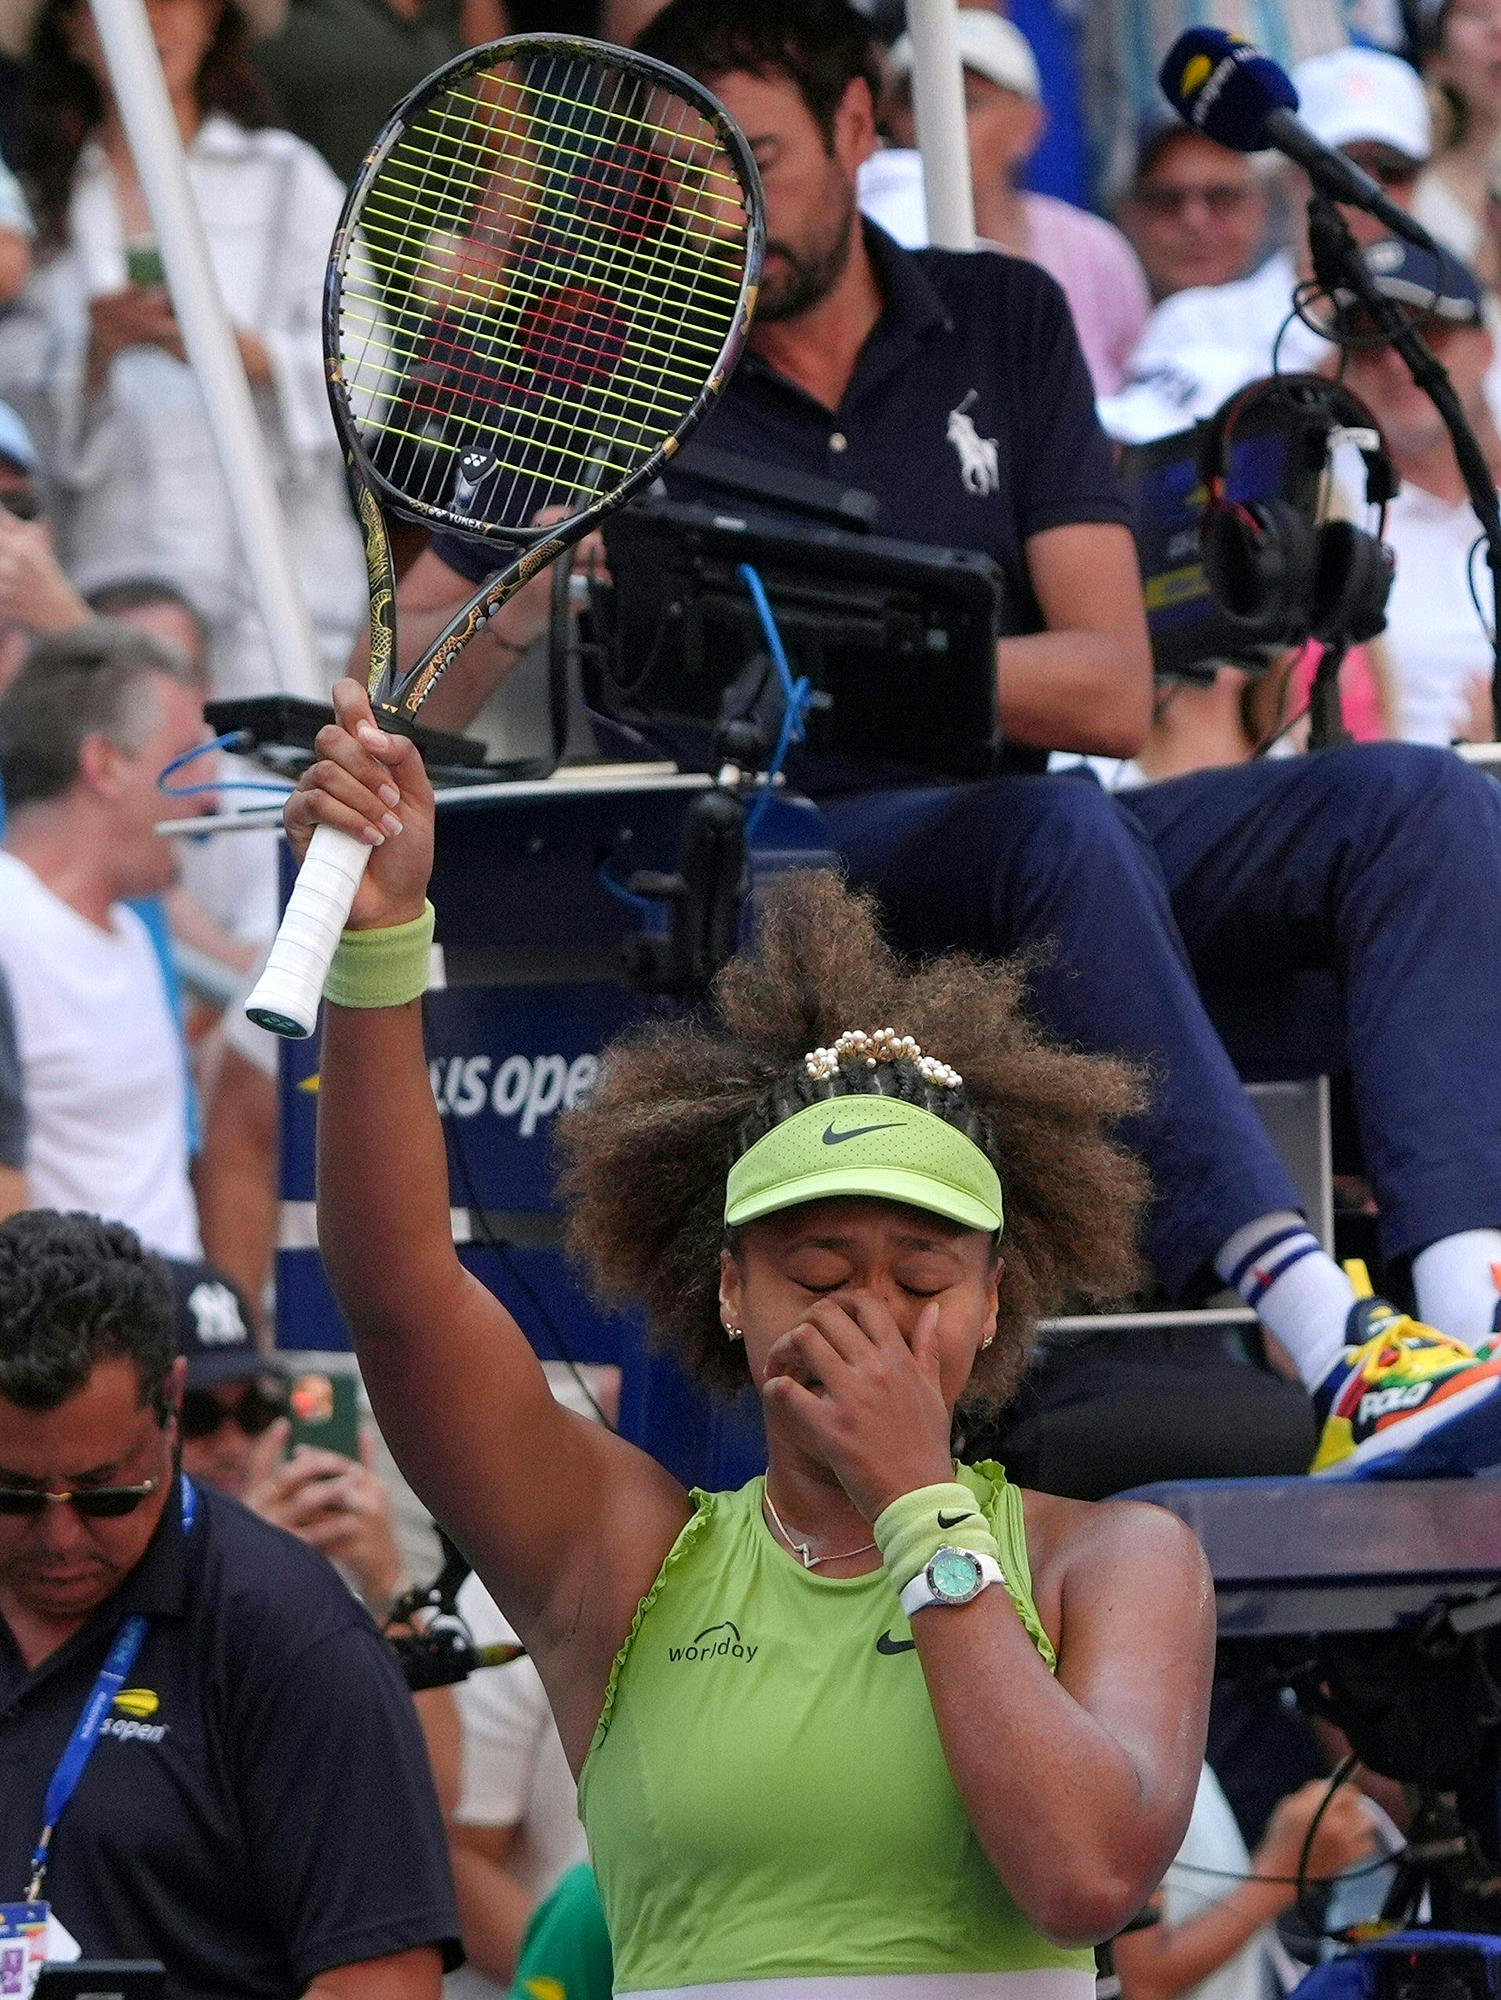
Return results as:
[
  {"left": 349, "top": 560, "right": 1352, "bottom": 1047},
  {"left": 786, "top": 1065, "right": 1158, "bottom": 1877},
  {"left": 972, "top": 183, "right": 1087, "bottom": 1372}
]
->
[{"left": 244, "top": 35, "right": 763, "bottom": 1036}]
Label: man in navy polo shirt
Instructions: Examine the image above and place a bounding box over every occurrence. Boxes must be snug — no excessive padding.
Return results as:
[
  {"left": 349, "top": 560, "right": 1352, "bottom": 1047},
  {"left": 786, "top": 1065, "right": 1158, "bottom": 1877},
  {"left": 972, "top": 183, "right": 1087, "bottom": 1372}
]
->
[
  {"left": 375, "top": 0, "right": 1501, "bottom": 1480},
  {"left": 0, "top": 1210, "right": 461, "bottom": 1999}
]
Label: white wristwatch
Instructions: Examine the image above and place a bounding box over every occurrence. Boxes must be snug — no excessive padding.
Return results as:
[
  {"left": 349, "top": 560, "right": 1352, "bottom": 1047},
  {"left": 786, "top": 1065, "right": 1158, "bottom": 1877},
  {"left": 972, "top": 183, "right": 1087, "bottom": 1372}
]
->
[{"left": 899, "top": 1545, "right": 1004, "bottom": 1618}]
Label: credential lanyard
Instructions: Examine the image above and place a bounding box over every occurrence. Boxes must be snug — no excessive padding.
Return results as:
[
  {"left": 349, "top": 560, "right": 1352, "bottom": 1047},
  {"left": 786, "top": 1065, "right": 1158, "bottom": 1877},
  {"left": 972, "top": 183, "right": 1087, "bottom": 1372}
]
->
[{"left": 23, "top": 1476, "right": 196, "bottom": 1903}]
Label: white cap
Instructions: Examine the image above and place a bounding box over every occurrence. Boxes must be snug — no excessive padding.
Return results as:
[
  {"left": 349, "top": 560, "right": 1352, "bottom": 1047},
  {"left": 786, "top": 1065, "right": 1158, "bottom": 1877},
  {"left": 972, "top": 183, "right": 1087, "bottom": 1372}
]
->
[
  {"left": 1290, "top": 46, "right": 1432, "bottom": 162},
  {"left": 887, "top": 10, "right": 1041, "bottom": 104}
]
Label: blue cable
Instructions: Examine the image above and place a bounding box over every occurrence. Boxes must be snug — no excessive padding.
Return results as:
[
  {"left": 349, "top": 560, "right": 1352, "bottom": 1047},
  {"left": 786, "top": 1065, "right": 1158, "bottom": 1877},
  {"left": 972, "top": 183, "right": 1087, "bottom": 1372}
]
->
[
  {"left": 597, "top": 861, "right": 656, "bottom": 915},
  {"left": 156, "top": 732, "right": 295, "bottom": 799},
  {"left": 736, "top": 562, "right": 812, "bottom": 841},
  {"left": 607, "top": 567, "right": 805, "bottom": 922}
]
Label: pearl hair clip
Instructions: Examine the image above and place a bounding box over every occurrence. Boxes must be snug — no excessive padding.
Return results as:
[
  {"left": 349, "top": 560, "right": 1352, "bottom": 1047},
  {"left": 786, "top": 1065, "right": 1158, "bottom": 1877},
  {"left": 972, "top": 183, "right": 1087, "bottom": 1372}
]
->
[{"left": 803, "top": 1027, "right": 963, "bottom": 1091}]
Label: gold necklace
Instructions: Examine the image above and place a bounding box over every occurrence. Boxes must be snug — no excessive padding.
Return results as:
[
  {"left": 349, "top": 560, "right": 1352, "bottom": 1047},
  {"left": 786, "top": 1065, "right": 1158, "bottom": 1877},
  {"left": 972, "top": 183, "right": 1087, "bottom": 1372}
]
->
[{"left": 763, "top": 1482, "right": 877, "bottom": 1570}]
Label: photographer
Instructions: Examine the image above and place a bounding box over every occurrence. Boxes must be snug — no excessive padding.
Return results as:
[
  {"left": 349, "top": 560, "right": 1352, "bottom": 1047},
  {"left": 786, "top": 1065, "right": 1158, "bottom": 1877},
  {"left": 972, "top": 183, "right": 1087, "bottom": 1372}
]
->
[
  {"left": 0, "top": 1210, "right": 461, "bottom": 1999},
  {"left": 167, "top": 1258, "right": 409, "bottom": 1621},
  {"left": 1114, "top": 1773, "right": 1378, "bottom": 2000}
]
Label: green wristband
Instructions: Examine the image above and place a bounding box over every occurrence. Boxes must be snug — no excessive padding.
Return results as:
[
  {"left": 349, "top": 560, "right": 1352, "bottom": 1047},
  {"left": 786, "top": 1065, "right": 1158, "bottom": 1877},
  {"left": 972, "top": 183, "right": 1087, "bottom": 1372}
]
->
[
  {"left": 324, "top": 902, "right": 436, "bottom": 1009},
  {"left": 873, "top": 1479, "right": 1001, "bottom": 1594}
]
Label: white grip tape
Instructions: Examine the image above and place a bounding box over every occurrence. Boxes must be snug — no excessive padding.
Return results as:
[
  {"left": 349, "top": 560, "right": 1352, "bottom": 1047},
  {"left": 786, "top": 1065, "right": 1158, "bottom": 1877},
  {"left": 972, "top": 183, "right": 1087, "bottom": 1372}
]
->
[{"left": 243, "top": 823, "right": 371, "bottom": 1038}]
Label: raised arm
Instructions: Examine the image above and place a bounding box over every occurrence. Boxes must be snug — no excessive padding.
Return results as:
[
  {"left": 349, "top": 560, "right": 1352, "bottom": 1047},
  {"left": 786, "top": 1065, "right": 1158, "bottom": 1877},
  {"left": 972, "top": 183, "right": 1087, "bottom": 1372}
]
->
[{"left": 292, "top": 682, "right": 690, "bottom": 1691}]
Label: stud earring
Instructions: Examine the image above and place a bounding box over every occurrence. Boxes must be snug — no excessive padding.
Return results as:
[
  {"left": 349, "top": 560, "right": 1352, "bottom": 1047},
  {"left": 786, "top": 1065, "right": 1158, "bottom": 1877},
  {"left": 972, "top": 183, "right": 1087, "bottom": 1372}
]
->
[
  {"left": 981, "top": 1332, "right": 995, "bottom": 1350},
  {"left": 723, "top": 1321, "right": 744, "bottom": 1342}
]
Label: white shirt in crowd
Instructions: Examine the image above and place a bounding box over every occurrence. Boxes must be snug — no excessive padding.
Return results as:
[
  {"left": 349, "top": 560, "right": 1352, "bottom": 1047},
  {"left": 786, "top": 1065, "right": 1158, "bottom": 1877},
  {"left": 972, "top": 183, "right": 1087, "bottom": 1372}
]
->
[
  {"left": 1100, "top": 249, "right": 1328, "bottom": 442},
  {"left": 1159, "top": 1767, "right": 1283, "bottom": 2000},
  {"left": 1411, "top": 169, "right": 1484, "bottom": 272},
  {"left": 1378, "top": 482, "right": 1499, "bottom": 745},
  {"left": 443, "top": 1571, "right": 589, "bottom": 2000},
  {"left": 0, "top": 851, "right": 199, "bottom": 1258},
  {"left": 0, "top": 114, "right": 366, "bottom": 705},
  {"left": 1106, "top": 246, "right": 1501, "bottom": 459}
]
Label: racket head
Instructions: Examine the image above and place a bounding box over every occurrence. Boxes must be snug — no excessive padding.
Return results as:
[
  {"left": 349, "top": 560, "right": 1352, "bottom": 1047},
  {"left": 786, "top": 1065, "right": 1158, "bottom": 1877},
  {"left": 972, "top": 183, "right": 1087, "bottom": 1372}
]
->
[{"left": 325, "top": 35, "right": 764, "bottom": 563}]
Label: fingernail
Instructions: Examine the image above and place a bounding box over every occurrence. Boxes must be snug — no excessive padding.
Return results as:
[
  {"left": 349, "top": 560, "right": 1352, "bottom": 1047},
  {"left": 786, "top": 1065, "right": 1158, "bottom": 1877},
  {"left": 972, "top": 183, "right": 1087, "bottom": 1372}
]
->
[
  {"left": 358, "top": 723, "right": 384, "bottom": 745},
  {"left": 382, "top": 812, "right": 403, "bottom": 838},
  {"left": 379, "top": 783, "right": 400, "bottom": 808},
  {"left": 362, "top": 825, "right": 384, "bottom": 845}
]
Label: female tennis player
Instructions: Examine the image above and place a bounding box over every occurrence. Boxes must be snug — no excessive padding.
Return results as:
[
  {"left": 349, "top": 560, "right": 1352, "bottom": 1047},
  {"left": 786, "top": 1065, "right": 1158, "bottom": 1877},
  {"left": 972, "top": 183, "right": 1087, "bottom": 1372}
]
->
[{"left": 294, "top": 676, "right": 1214, "bottom": 1998}]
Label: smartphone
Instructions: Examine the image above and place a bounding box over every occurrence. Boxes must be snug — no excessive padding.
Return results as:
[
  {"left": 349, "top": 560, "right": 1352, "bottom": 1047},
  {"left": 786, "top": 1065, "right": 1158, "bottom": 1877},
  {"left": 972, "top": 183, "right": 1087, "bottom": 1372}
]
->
[
  {"left": 125, "top": 238, "right": 165, "bottom": 288},
  {"left": 286, "top": 1370, "right": 361, "bottom": 1460}
]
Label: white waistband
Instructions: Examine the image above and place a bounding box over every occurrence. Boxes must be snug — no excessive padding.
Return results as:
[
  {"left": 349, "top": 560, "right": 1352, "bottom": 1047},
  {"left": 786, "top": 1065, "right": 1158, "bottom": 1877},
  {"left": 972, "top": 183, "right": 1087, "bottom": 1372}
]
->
[{"left": 625, "top": 1971, "right": 1099, "bottom": 2000}]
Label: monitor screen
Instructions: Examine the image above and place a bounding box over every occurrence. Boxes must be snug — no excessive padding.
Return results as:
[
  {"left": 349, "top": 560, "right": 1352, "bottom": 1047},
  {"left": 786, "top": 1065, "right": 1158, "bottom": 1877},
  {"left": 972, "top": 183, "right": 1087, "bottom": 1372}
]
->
[{"left": 596, "top": 501, "right": 1007, "bottom": 785}]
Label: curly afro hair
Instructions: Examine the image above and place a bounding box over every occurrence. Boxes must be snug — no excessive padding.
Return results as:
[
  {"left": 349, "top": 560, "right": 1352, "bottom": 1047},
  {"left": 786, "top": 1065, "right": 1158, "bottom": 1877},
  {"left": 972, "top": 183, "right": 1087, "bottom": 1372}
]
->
[{"left": 556, "top": 870, "right": 1148, "bottom": 1408}]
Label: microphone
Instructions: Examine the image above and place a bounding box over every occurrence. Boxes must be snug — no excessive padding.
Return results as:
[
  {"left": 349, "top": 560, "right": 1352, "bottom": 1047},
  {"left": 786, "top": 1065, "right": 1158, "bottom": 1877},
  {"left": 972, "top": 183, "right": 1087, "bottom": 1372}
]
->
[{"left": 1158, "top": 29, "right": 1441, "bottom": 258}]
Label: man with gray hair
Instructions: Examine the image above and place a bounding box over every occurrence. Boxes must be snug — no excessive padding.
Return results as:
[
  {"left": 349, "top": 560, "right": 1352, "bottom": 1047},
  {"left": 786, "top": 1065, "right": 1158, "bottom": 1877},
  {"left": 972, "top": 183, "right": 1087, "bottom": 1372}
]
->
[{"left": 0, "top": 621, "right": 211, "bottom": 1251}]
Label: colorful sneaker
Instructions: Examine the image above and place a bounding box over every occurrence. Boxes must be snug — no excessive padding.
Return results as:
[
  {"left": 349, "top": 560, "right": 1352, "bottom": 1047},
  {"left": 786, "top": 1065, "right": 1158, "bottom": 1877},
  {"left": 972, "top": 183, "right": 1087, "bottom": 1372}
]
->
[
  {"left": 1312, "top": 1272, "right": 1501, "bottom": 1480},
  {"left": 1311, "top": 1270, "right": 1501, "bottom": 1479}
]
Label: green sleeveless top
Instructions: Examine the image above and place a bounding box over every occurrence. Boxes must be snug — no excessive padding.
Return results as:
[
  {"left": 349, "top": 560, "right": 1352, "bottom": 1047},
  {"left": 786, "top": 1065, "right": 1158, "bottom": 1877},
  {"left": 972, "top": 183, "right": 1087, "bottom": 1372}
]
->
[{"left": 576, "top": 1461, "right": 1097, "bottom": 1993}]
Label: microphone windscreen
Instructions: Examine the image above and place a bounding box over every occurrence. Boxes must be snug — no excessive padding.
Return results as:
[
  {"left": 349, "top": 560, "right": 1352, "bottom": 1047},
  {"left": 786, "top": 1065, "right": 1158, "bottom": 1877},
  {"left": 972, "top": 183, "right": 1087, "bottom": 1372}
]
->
[{"left": 1158, "top": 28, "right": 1299, "bottom": 153}]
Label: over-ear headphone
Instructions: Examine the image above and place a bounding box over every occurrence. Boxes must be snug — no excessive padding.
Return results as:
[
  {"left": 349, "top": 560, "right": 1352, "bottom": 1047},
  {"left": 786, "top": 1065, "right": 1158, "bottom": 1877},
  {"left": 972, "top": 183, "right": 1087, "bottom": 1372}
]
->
[{"left": 1197, "top": 374, "right": 1398, "bottom": 649}]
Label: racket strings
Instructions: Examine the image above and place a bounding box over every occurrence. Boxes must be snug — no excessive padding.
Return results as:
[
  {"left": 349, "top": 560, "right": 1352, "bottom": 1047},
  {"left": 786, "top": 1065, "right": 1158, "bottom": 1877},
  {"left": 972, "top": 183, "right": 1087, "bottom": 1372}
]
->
[
  {"left": 344, "top": 206, "right": 734, "bottom": 380},
  {"left": 383, "top": 79, "right": 739, "bottom": 441},
  {"left": 358, "top": 113, "right": 748, "bottom": 274},
  {"left": 361, "top": 67, "right": 738, "bottom": 460},
  {"left": 334, "top": 49, "right": 751, "bottom": 532},
  {"left": 350, "top": 179, "right": 742, "bottom": 335},
  {"left": 368, "top": 87, "right": 747, "bottom": 263}
]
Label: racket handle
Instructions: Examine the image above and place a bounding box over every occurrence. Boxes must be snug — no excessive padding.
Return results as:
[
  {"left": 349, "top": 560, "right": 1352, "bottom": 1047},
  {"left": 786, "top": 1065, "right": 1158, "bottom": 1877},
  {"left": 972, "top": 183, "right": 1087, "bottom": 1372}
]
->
[{"left": 244, "top": 823, "right": 371, "bottom": 1038}]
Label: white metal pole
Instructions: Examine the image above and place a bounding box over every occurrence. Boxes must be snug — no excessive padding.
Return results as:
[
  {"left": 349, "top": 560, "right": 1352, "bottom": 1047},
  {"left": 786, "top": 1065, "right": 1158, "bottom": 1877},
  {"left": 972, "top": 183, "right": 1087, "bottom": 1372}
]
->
[
  {"left": 87, "top": 0, "right": 326, "bottom": 699},
  {"left": 905, "top": 0, "right": 976, "bottom": 251}
]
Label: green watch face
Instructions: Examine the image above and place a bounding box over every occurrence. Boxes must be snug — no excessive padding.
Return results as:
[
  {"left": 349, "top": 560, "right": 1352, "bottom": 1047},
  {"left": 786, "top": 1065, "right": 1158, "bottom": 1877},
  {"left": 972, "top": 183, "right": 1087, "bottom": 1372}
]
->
[{"left": 928, "top": 1546, "right": 983, "bottom": 1602}]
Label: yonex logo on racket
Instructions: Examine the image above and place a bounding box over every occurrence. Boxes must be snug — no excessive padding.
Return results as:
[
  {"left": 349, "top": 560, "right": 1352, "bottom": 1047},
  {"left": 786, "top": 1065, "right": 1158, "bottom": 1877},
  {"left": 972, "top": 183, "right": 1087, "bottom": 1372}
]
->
[{"left": 452, "top": 449, "right": 499, "bottom": 513}]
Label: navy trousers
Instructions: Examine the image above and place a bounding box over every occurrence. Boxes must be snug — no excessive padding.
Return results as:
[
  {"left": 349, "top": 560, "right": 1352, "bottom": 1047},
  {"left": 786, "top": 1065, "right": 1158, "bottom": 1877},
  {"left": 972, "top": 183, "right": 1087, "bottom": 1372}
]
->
[{"left": 820, "top": 744, "right": 1501, "bottom": 1298}]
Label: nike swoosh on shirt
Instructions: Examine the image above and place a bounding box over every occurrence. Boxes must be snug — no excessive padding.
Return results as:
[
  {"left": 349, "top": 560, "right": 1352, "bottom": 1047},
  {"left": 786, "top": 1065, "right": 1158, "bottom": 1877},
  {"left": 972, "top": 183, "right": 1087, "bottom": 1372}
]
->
[
  {"left": 876, "top": 1630, "right": 917, "bottom": 1655},
  {"left": 822, "top": 1121, "right": 903, "bottom": 1145}
]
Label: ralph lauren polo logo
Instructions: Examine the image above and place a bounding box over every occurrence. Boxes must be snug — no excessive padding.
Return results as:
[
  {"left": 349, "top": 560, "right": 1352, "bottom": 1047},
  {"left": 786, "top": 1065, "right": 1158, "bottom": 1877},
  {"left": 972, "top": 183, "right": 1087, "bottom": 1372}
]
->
[{"left": 947, "top": 391, "right": 1000, "bottom": 497}]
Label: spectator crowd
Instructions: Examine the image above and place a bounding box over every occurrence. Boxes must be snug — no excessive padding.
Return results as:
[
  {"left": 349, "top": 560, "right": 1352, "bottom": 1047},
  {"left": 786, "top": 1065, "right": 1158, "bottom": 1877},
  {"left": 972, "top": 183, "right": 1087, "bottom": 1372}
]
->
[{"left": 0, "top": 0, "right": 1499, "bottom": 1996}]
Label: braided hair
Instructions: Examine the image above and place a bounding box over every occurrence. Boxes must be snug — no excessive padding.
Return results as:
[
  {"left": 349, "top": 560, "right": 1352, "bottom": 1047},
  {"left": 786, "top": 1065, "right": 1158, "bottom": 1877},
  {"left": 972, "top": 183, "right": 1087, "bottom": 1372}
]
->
[{"left": 556, "top": 871, "right": 1147, "bottom": 1404}]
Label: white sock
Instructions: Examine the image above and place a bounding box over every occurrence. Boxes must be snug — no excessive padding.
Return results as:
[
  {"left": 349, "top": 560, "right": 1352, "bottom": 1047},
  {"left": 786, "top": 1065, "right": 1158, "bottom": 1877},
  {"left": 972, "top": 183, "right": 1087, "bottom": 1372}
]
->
[
  {"left": 1412, "top": 1230, "right": 1501, "bottom": 1350},
  {"left": 1214, "top": 1211, "right": 1357, "bottom": 1389}
]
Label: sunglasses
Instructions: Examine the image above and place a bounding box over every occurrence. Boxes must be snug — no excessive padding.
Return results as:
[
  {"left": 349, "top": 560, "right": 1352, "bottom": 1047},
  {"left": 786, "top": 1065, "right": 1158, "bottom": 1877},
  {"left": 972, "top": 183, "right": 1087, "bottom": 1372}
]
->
[
  {"left": 0, "top": 1474, "right": 161, "bottom": 1519},
  {"left": 1133, "top": 183, "right": 1257, "bottom": 218},
  {"left": 1345, "top": 152, "right": 1422, "bottom": 191},
  {"left": 179, "top": 1381, "right": 287, "bottom": 1441}
]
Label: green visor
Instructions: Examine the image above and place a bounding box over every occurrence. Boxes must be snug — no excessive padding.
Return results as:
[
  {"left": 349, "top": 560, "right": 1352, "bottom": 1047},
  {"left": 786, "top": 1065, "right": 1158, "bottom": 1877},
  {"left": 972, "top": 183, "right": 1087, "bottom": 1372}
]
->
[{"left": 724, "top": 1097, "right": 1003, "bottom": 1234}]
